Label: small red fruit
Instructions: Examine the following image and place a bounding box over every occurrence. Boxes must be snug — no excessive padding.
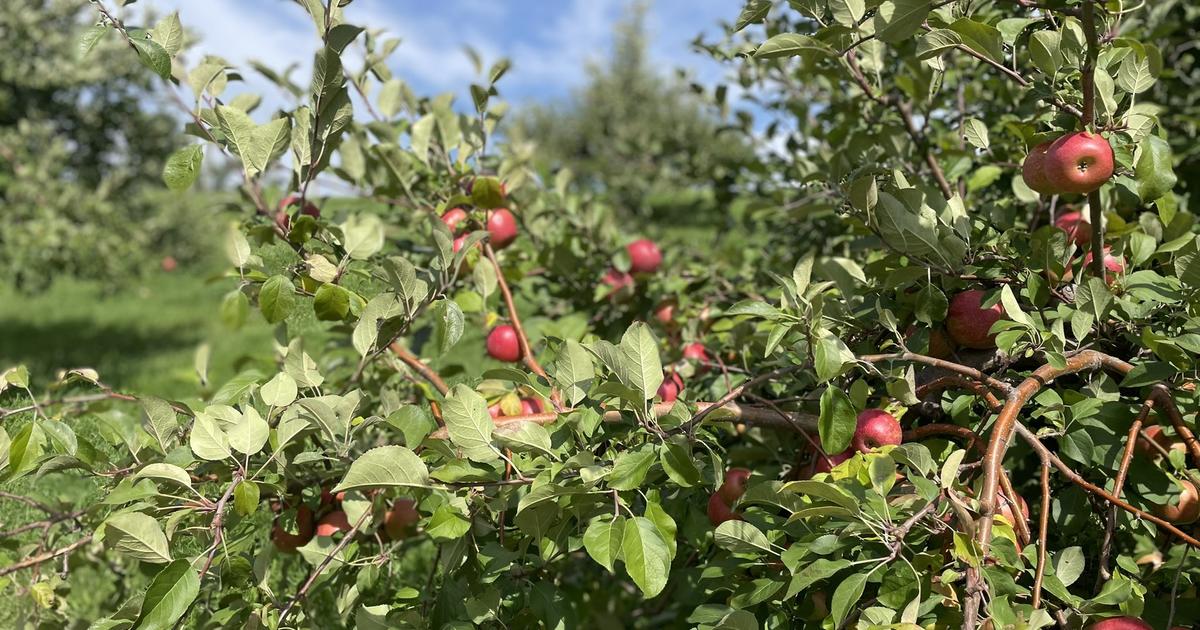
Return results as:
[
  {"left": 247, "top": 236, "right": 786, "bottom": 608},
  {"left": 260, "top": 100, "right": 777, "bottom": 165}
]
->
[
  {"left": 1081, "top": 247, "right": 1126, "bottom": 285},
  {"left": 160, "top": 256, "right": 177, "bottom": 272},
  {"left": 452, "top": 234, "right": 469, "bottom": 253},
  {"left": 1086, "top": 618, "right": 1152, "bottom": 630},
  {"left": 441, "top": 208, "right": 469, "bottom": 234},
  {"left": 718, "top": 468, "right": 752, "bottom": 504},
  {"left": 488, "top": 403, "right": 504, "bottom": 419},
  {"left": 603, "top": 268, "right": 634, "bottom": 291},
  {"left": 852, "top": 409, "right": 902, "bottom": 452},
  {"left": 997, "top": 493, "right": 1030, "bottom": 528},
  {"left": 384, "top": 498, "right": 420, "bottom": 540},
  {"left": 520, "top": 397, "right": 545, "bottom": 415},
  {"left": 486, "top": 325, "right": 522, "bottom": 363},
  {"left": 487, "top": 209, "right": 518, "bottom": 249},
  {"left": 946, "top": 289, "right": 1004, "bottom": 350},
  {"left": 654, "top": 301, "right": 675, "bottom": 325},
  {"left": 1021, "top": 141, "right": 1055, "bottom": 195},
  {"left": 1044, "top": 132, "right": 1114, "bottom": 195},
  {"left": 627, "top": 239, "right": 662, "bottom": 274},
  {"left": 657, "top": 372, "right": 684, "bottom": 402},
  {"left": 280, "top": 194, "right": 320, "bottom": 219},
  {"left": 271, "top": 505, "right": 315, "bottom": 553},
  {"left": 315, "top": 510, "right": 353, "bottom": 537},
  {"left": 707, "top": 492, "right": 741, "bottom": 526},
  {"left": 1155, "top": 480, "right": 1200, "bottom": 524},
  {"left": 1054, "top": 211, "right": 1092, "bottom": 248}
]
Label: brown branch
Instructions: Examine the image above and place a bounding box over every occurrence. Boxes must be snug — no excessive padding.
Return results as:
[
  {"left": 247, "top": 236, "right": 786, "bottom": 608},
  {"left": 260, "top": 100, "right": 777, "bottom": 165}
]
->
[
  {"left": 481, "top": 242, "right": 562, "bottom": 411},
  {"left": 1014, "top": 423, "right": 1200, "bottom": 547},
  {"left": 197, "top": 479, "right": 239, "bottom": 581},
  {"left": 1080, "top": 0, "right": 1107, "bottom": 278},
  {"left": 1097, "top": 398, "right": 1153, "bottom": 583},
  {"left": 0, "top": 534, "right": 93, "bottom": 578},
  {"left": 859, "top": 353, "right": 1012, "bottom": 395},
  {"left": 277, "top": 506, "right": 372, "bottom": 626},
  {"left": 429, "top": 400, "right": 818, "bottom": 441},
  {"left": 903, "top": 423, "right": 982, "bottom": 452},
  {"left": 897, "top": 101, "right": 955, "bottom": 200},
  {"left": 915, "top": 376, "right": 1004, "bottom": 410},
  {"left": 389, "top": 343, "right": 449, "bottom": 396},
  {"left": 1031, "top": 460, "right": 1051, "bottom": 609},
  {"left": 676, "top": 366, "right": 804, "bottom": 436}
]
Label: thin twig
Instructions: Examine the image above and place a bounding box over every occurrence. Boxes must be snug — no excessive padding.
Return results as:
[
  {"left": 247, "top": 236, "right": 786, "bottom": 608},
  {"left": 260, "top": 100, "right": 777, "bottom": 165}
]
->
[
  {"left": 0, "top": 534, "right": 94, "bottom": 578},
  {"left": 1031, "top": 461, "right": 1051, "bottom": 609},
  {"left": 277, "top": 507, "right": 373, "bottom": 626}
]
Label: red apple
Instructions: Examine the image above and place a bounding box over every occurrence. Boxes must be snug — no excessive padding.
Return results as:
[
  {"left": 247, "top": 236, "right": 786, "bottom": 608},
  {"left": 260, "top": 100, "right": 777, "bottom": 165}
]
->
[
  {"left": 1054, "top": 211, "right": 1092, "bottom": 248},
  {"left": 946, "top": 289, "right": 1004, "bottom": 350},
  {"left": 486, "top": 325, "right": 522, "bottom": 362},
  {"left": 441, "top": 207, "right": 469, "bottom": 234},
  {"left": 603, "top": 268, "right": 634, "bottom": 291},
  {"left": 1081, "top": 247, "right": 1126, "bottom": 285},
  {"left": 271, "top": 505, "right": 315, "bottom": 553},
  {"left": 707, "top": 492, "right": 741, "bottom": 526},
  {"left": 315, "top": 510, "right": 353, "bottom": 537},
  {"left": 452, "top": 234, "right": 469, "bottom": 253},
  {"left": 160, "top": 256, "right": 177, "bottom": 272},
  {"left": 1136, "top": 425, "right": 1185, "bottom": 458},
  {"left": 280, "top": 194, "right": 320, "bottom": 218},
  {"left": 1155, "top": 480, "right": 1200, "bottom": 524},
  {"left": 384, "top": 498, "right": 420, "bottom": 540},
  {"left": 627, "top": 239, "right": 663, "bottom": 274},
  {"left": 520, "top": 397, "right": 545, "bottom": 415},
  {"left": 718, "top": 468, "right": 752, "bottom": 504},
  {"left": 852, "top": 409, "right": 902, "bottom": 452},
  {"left": 488, "top": 403, "right": 504, "bottom": 419},
  {"left": 1021, "top": 141, "right": 1056, "bottom": 195},
  {"left": 657, "top": 372, "right": 685, "bottom": 402},
  {"left": 1086, "top": 618, "right": 1152, "bottom": 630},
  {"left": 487, "top": 209, "right": 518, "bottom": 249},
  {"left": 998, "top": 493, "right": 1030, "bottom": 528},
  {"left": 1044, "top": 132, "right": 1114, "bottom": 195},
  {"left": 654, "top": 301, "right": 676, "bottom": 325}
]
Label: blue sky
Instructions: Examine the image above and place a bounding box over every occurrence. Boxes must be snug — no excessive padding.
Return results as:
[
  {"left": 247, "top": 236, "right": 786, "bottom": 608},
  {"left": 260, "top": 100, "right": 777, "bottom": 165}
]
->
[{"left": 143, "top": 0, "right": 740, "bottom": 109}]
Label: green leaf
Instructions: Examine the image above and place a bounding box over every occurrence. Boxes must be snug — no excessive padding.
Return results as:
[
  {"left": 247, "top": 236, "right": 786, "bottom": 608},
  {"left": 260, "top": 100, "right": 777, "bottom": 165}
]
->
[
  {"left": 1055, "top": 546, "right": 1085, "bottom": 587},
  {"left": 830, "top": 571, "right": 869, "bottom": 626},
  {"left": 441, "top": 385, "right": 498, "bottom": 462},
  {"left": 214, "top": 106, "right": 290, "bottom": 179},
  {"left": 141, "top": 397, "right": 178, "bottom": 453},
  {"left": 410, "top": 114, "right": 435, "bottom": 165},
  {"left": 960, "top": 118, "right": 989, "bottom": 150},
  {"left": 873, "top": 0, "right": 931, "bottom": 44},
  {"left": 313, "top": 283, "right": 351, "bottom": 321},
  {"left": 608, "top": 446, "right": 657, "bottom": 491},
  {"left": 334, "top": 445, "right": 430, "bottom": 491},
  {"left": 149, "top": 12, "right": 184, "bottom": 56},
  {"left": 619, "top": 323, "right": 663, "bottom": 400},
  {"left": 753, "top": 33, "right": 834, "bottom": 59},
  {"left": 471, "top": 176, "right": 505, "bottom": 209},
  {"left": 621, "top": 517, "right": 671, "bottom": 598},
  {"left": 584, "top": 516, "right": 625, "bottom": 573},
  {"left": 553, "top": 339, "right": 595, "bottom": 406},
  {"left": 814, "top": 331, "right": 855, "bottom": 382},
  {"left": 233, "top": 480, "right": 259, "bottom": 517},
  {"left": 261, "top": 373, "right": 298, "bottom": 408},
  {"left": 1135, "top": 135, "right": 1176, "bottom": 202},
  {"left": 130, "top": 37, "right": 172, "bottom": 81},
  {"left": 341, "top": 214, "right": 386, "bottom": 260},
  {"left": 425, "top": 504, "right": 471, "bottom": 541},
  {"left": 131, "top": 464, "right": 192, "bottom": 491},
  {"left": 493, "top": 420, "right": 554, "bottom": 457},
  {"left": 189, "top": 413, "right": 231, "bottom": 461},
  {"left": 435, "top": 299, "right": 465, "bottom": 350},
  {"left": 227, "top": 406, "right": 268, "bottom": 455},
  {"left": 713, "top": 520, "right": 772, "bottom": 556},
  {"left": 79, "top": 24, "right": 111, "bottom": 59},
  {"left": 950, "top": 18, "right": 1004, "bottom": 63},
  {"left": 1029, "top": 30, "right": 1062, "bottom": 75},
  {"left": 1116, "top": 53, "right": 1155, "bottom": 94},
  {"left": 818, "top": 386, "right": 856, "bottom": 455},
  {"left": 659, "top": 437, "right": 701, "bottom": 487},
  {"left": 103, "top": 512, "right": 172, "bottom": 564},
  {"left": 829, "top": 0, "right": 866, "bottom": 26},
  {"left": 131, "top": 560, "right": 199, "bottom": 630},
  {"left": 258, "top": 276, "right": 295, "bottom": 324},
  {"left": 734, "top": 0, "right": 772, "bottom": 32}
]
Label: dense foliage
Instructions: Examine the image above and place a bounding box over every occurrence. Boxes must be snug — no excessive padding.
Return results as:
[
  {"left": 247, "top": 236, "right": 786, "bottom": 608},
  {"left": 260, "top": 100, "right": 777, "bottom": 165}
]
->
[{"left": 2, "top": 1, "right": 1199, "bottom": 629}]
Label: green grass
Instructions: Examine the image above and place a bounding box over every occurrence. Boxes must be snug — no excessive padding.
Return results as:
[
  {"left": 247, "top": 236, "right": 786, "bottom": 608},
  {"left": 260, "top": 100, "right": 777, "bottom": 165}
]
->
[{"left": 0, "top": 265, "right": 274, "bottom": 399}]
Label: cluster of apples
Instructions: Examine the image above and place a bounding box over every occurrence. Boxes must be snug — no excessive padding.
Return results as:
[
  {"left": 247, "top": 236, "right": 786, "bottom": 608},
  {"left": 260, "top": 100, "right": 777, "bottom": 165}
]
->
[
  {"left": 487, "top": 393, "right": 546, "bottom": 419},
  {"left": 800, "top": 409, "right": 903, "bottom": 478},
  {"left": 603, "top": 238, "right": 663, "bottom": 294},
  {"left": 270, "top": 489, "right": 420, "bottom": 553},
  {"left": 441, "top": 206, "right": 518, "bottom": 255},
  {"left": 707, "top": 468, "right": 751, "bottom": 525},
  {"left": 1021, "top": 131, "right": 1114, "bottom": 196},
  {"left": 657, "top": 343, "right": 711, "bottom": 403}
]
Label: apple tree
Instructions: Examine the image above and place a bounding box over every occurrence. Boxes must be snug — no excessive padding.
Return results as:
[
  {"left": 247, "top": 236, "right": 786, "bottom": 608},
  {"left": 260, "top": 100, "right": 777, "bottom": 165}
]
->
[{"left": 0, "top": 1, "right": 1198, "bottom": 629}]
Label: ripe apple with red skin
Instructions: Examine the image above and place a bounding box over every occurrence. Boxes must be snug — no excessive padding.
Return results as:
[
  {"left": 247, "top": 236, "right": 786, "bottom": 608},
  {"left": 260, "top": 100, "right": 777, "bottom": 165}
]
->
[
  {"left": 488, "top": 403, "right": 503, "bottom": 419},
  {"left": 487, "top": 209, "right": 518, "bottom": 249},
  {"left": 627, "top": 239, "right": 662, "bottom": 274},
  {"left": 280, "top": 194, "right": 320, "bottom": 218},
  {"left": 520, "top": 397, "right": 544, "bottom": 415},
  {"left": 1086, "top": 618, "right": 1152, "bottom": 630},
  {"left": 603, "top": 268, "right": 633, "bottom": 291},
  {"left": 654, "top": 301, "right": 675, "bottom": 325},
  {"left": 1081, "top": 248, "right": 1126, "bottom": 285},
  {"left": 1021, "top": 141, "right": 1055, "bottom": 195},
  {"left": 486, "top": 325, "right": 521, "bottom": 362},
  {"left": 384, "top": 498, "right": 420, "bottom": 540},
  {"left": 717, "top": 468, "right": 752, "bottom": 504},
  {"left": 657, "top": 372, "right": 685, "bottom": 402},
  {"left": 441, "top": 207, "right": 469, "bottom": 234},
  {"left": 160, "top": 256, "right": 177, "bottom": 272},
  {"left": 998, "top": 493, "right": 1030, "bottom": 528},
  {"left": 1054, "top": 211, "right": 1092, "bottom": 247},
  {"left": 946, "top": 289, "right": 1004, "bottom": 350},
  {"left": 1155, "top": 480, "right": 1200, "bottom": 524},
  {"left": 316, "top": 510, "right": 353, "bottom": 537},
  {"left": 271, "top": 505, "right": 315, "bottom": 553},
  {"left": 853, "top": 409, "right": 902, "bottom": 452},
  {"left": 1044, "top": 132, "right": 1114, "bottom": 194},
  {"left": 707, "top": 492, "right": 741, "bottom": 526}
]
